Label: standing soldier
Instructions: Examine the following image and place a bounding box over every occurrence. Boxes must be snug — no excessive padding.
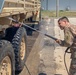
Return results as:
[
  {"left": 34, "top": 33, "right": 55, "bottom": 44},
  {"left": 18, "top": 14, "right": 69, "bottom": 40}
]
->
[{"left": 56, "top": 16, "right": 76, "bottom": 75}]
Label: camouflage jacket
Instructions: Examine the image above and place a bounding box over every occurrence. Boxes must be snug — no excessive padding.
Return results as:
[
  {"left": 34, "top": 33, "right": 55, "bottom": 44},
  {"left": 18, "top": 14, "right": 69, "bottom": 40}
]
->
[
  {"left": 59, "top": 24, "right": 76, "bottom": 46},
  {"left": 60, "top": 25, "right": 76, "bottom": 58},
  {"left": 60, "top": 24, "right": 76, "bottom": 58}
]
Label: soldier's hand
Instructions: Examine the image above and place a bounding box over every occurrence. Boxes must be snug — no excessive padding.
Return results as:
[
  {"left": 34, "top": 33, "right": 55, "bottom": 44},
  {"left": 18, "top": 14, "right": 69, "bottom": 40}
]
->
[{"left": 55, "top": 39, "right": 61, "bottom": 44}]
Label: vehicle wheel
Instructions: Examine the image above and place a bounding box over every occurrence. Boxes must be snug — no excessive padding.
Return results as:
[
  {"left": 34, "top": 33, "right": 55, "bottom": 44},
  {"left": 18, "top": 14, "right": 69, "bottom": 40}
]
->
[
  {"left": 0, "top": 40, "right": 15, "bottom": 75},
  {"left": 12, "top": 27, "right": 27, "bottom": 74}
]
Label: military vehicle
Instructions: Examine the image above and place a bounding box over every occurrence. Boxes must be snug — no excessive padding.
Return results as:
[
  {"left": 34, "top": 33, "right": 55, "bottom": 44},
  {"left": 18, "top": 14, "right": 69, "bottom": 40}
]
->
[{"left": 0, "top": 0, "right": 41, "bottom": 75}]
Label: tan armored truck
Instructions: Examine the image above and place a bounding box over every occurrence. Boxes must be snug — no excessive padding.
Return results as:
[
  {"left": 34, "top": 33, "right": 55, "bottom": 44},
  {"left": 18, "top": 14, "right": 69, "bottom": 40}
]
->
[{"left": 0, "top": 0, "right": 41, "bottom": 75}]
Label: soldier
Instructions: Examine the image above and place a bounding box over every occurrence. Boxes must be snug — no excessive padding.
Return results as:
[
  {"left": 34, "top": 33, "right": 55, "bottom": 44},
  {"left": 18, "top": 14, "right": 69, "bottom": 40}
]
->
[
  {"left": 56, "top": 16, "right": 76, "bottom": 75},
  {"left": 4, "top": 21, "right": 21, "bottom": 42}
]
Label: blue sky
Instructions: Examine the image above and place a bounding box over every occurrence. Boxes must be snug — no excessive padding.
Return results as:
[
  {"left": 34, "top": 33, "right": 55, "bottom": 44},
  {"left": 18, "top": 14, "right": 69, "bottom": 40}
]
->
[{"left": 41, "top": 0, "right": 76, "bottom": 11}]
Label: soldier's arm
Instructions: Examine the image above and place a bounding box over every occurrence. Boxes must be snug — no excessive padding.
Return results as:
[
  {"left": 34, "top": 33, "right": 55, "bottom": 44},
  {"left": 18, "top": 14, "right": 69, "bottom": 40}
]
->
[
  {"left": 56, "top": 39, "right": 73, "bottom": 47},
  {"left": 70, "top": 25, "right": 76, "bottom": 36}
]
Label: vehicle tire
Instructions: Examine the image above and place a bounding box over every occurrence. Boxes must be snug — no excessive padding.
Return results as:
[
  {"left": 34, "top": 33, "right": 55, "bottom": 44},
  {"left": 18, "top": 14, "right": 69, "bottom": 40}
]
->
[
  {"left": 12, "top": 27, "right": 27, "bottom": 74},
  {"left": 0, "top": 40, "right": 15, "bottom": 75}
]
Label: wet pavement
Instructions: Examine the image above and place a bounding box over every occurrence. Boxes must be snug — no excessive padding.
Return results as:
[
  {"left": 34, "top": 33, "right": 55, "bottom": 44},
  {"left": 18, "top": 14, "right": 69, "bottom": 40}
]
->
[
  {"left": 19, "top": 18, "right": 56, "bottom": 75},
  {"left": 19, "top": 31, "right": 40, "bottom": 75},
  {"left": 38, "top": 18, "right": 56, "bottom": 75}
]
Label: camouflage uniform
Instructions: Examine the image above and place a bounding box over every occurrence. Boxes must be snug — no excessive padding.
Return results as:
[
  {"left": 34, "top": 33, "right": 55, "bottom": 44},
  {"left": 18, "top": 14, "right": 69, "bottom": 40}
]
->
[{"left": 59, "top": 25, "right": 76, "bottom": 75}]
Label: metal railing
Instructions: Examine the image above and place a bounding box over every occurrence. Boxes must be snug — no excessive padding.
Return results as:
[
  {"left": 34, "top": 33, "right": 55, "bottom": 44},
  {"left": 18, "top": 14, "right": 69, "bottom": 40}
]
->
[
  {"left": 3, "top": 0, "right": 40, "bottom": 12},
  {"left": 0, "top": 0, "right": 40, "bottom": 17}
]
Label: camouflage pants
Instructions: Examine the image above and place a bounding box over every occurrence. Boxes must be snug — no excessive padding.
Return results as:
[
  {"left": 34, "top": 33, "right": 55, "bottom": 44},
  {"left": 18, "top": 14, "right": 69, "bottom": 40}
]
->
[
  {"left": 69, "top": 58, "right": 76, "bottom": 75},
  {"left": 69, "top": 47, "right": 76, "bottom": 75}
]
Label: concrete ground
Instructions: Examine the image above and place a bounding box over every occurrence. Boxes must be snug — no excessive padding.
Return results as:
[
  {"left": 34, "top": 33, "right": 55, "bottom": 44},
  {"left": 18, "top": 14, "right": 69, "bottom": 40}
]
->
[{"left": 19, "top": 17, "right": 76, "bottom": 75}]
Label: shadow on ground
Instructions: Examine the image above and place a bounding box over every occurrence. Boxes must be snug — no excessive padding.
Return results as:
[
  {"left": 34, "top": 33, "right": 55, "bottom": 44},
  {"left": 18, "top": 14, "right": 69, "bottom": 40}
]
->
[{"left": 39, "top": 73, "right": 47, "bottom": 75}]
